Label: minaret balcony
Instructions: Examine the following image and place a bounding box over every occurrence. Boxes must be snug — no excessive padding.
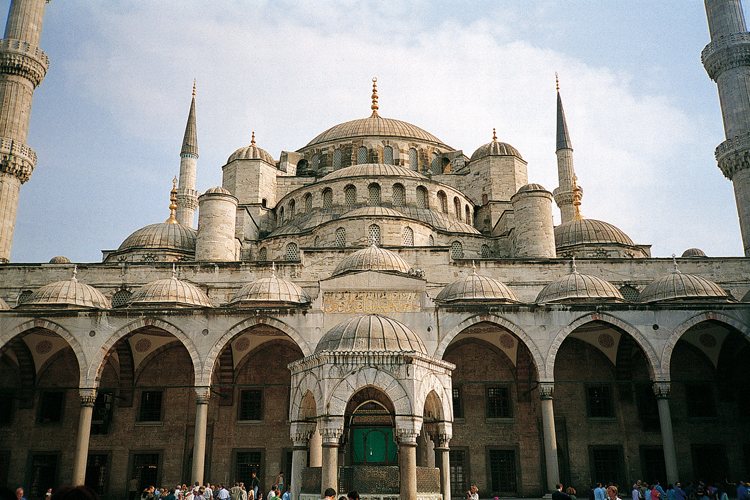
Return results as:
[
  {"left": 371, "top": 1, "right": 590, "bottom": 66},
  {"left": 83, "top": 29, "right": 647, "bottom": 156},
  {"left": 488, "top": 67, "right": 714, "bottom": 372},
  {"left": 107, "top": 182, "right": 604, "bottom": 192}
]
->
[
  {"left": 701, "top": 31, "right": 750, "bottom": 80},
  {"left": 0, "top": 137, "right": 36, "bottom": 182},
  {"left": 0, "top": 38, "right": 48, "bottom": 87},
  {"left": 715, "top": 132, "right": 750, "bottom": 179}
]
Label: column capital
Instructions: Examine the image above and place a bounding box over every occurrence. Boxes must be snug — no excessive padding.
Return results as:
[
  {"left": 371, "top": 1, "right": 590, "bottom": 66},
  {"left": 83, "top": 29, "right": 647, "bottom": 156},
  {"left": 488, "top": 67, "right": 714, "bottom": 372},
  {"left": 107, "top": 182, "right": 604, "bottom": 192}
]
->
[
  {"left": 79, "top": 388, "right": 97, "bottom": 407},
  {"left": 195, "top": 386, "right": 211, "bottom": 405},
  {"left": 652, "top": 381, "right": 671, "bottom": 399},
  {"left": 318, "top": 416, "right": 344, "bottom": 445},
  {"left": 539, "top": 382, "right": 555, "bottom": 400},
  {"left": 394, "top": 415, "right": 423, "bottom": 444},
  {"left": 428, "top": 421, "right": 452, "bottom": 447},
  {"left": 290, "top": 422, "right": 315, "bottom": 446}
]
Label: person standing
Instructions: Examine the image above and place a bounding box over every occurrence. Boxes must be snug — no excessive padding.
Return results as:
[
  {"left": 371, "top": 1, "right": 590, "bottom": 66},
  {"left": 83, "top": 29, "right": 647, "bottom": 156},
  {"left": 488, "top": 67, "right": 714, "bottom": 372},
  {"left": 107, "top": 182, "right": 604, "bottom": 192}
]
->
[
  {"left": 230, "top": 484, "right": 242, "bottom": 500},
  {"left": 321, "top": 488, "right": 336, "bottom": 500},
  {"left": 251, "top": 474, "right": 260, "bottom": 500},
  {"left": 553, "top": 484, "right": 573, "bottom": 500},
  {"left": 595, "top": 484, "right": 607, "bottom": 500},
  {"left": 274, "top": 473, "right": 284, "bottom": 495}
]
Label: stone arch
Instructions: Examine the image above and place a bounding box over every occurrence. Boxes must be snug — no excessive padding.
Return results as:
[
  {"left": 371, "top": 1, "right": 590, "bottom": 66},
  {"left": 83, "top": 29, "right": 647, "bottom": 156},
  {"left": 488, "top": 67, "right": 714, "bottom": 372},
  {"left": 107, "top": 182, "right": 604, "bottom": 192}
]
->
[
  {"left": 233, "top": 338, "right": 303, "bottom": 382},
  {"left": 546, "top": 312, "right": 660, "bottom": 381},
  {"left": 290, "top": 373, "right": 324, "bottom": 422},
  {"left": 661, "top": 311, "right": 750, "bottom": 377},
  {"left": 435, "top": 314, "right": 545, "bottom": 381},
  {"left": 133, "top": 340, "right": 183, "bottom": 385},
  {"left": 416, "top": 373, "right": 452, "bottom": 422},
  {"left": 327, "top": 369, "right": 412, "bottom": 417},
  {"left": 1, "top": 319, "right": 88, "bottom": 387},
  {"left": 203, "top": 316, "right": 310, "bottom": 386},
  {"left": 87, "top": 318, "right": 201, "bottom": 388}
]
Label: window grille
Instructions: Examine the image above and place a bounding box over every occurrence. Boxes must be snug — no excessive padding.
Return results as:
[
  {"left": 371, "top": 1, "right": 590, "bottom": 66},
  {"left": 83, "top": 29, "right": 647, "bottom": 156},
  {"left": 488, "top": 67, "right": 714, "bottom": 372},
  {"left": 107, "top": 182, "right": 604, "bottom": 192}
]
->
[
  {"left": 29, "top": 454, "right": 58, "bottom": 500},
  {"left": 489, "top": 450, "right": 517, "bottom": 494},
  {"left": 383, "top": 146, "right": 393, "bottom": 165},
  {"left": 403, "top": 227, "right": 414, "bottom": 246},
  {"left": 438, "top": 192, "right": 448, "bottom": 213},
  {"left": 368, "top": 225, "right": 381, "bottom": 246},
  {"left": 38, "top": 391, "right": 64, "bottom": 424},
  {"left": 336, "top": 228, "right": 346, "bottom": 247},
  {"left": 409, "top": 148, "right": 419, "bottom": 170},
  {"left": 285, "top": 243, "right": 299, "bottom": 261},
  {"left": 619, "top": 285, "right": 639, "bottom": 301},
  {"left": 239, "top": 389, "right": 263, "bottom": 420},
  {"left": 452, "top": 386, "right": 463, "bottom": 419},
  {"left": 112, "top": 290, "right": 132, "bottom": 307},
  {"left": 311, "top": 154, "right": 319, "bottom": 171},
  {"left": 132, "top": 454, "right": 159, "bottom": 492},
  {"left": 288, "top": 199, "right": 295, "bottom": 216},
  {"left": 591, "top": 448, "right": 622, "bottom": 487},
  {"left": 481, "top": 244, "right": 491, "bottom": 258},
  {"left": 17, "top": 290, "right": 32, "bottom": 305},
  {"left": 428, "top": 235, "right": 435, "bottom": 246},
  {"left": 393, "top": 184, "right": 405, "bottom": 206},
  {"left": 486, "top": 386, "right": 511, "bottom": 418},
  {"left": 86, "top": 454, "right": 109, "bottom": 495},
  {"left": 304, "top": 194, "right": 312, "bottom": 213},
  {"left": 258, "top": 247, "right": 267, "bottom": 261},
  {"left": 139, "top": 391, "right": 162, "bottom": 422},
  {"left": 368, "top": 184, "right": 381, "bottom": 206},
  {"left": 357, "top": 146, "right": 367, "bottom": 164},
  {"left": 450, "top": 450, "right": 467, "bottom": 498},
  {"left": 431, "top": 153, "right": 440, "bottom": 174},
  {"left": 454, "top": 198, "right": 461, "bottom": 220},
  {"left": 345, "top": 186, "right": 356, "bottom": 209},
  {"left": 323, "top": 189, "right": 333, "bottom": 209},
  {"left": 587, "top": 385, "right": 614, "bottom": 418},
  {"left": 451, "top": 241, "right": 463, "bottom": 259},
  {"left": 465, "top": 205, "right": 471, "bottom": 225},
  {"left": 416, "top": 187, "right": 427, "bottom": 208},
  {"left": 235, "top": 452, "right": 262, "bottom": 487},
  {"left": 333, "top": 149, "right": 342, "bottom": 170}
]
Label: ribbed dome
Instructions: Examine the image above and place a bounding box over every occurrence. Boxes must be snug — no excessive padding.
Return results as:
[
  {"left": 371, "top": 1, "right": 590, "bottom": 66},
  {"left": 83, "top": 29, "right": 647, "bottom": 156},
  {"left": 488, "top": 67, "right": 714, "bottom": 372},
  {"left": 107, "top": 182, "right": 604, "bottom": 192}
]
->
[
  {"left": 681, "top": 248, "right": 707, "bottom": 257},
  {"left": 125, "top": 276, "right": 213, "bottom": 308},
  {"left": 638, "top": 271, "right": 730, "bottom": 303},
  {"left": 228, "top": 142, "right": 275, "bottom": 165},
  {"left": 315, "top": 314, "right": 428, "bottom": 354},
  {"left": 229, "top": 273, "right": 311, "bottom": 305},
  {"left": 0, "top": 297, "right": 8, "bottom": 310},
  {"left": 320, "top": 163, "right": 427, "bottom": 182},
  {"left": 49, "top": 256, "right": 70, "bottom": 264},
  {"left": 555, "top": 218, "right": 634, "bottom": 248},
  {"left": 517, "top": 183, "right": 548, "bottom": 193},
  {"left": 536, "top": 271, "right": 624, "bottom": 303},
  {"left": 342, "top": 206, "right": 407, "bottom": 219},
  {"left": 18, "top": 275, "right": 110, "bottom": 309},
  {"left": 203, "top": 186, "right": 231, "bottom": 195},
  {"left": 470, "top": 140, "right": 523, "bottom": 161},
  {"left": 118, "top": 222, "right": 197, "bottom": 253},
  {"left": 332, "top": 245, "right": 412, "bottom": 277},
  {"left": 435, "top": 270, "right": 519, "bottom": 303},
  {"left": 305, "top": 115, "right": 448, "bottom": 148}
]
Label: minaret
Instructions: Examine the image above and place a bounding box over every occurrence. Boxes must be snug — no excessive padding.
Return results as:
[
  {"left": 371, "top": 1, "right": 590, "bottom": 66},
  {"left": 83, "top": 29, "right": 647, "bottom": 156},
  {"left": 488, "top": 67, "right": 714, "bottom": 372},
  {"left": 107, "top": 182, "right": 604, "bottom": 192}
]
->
[
  {"left": 176, "top": 81, "right": 199, "bottom": 227},
  {"left": 552, "top": 74, "right": 579, "bottom": 224},
  {"left": 0, "top": 0, "right": 50, "bottom": 262},
  {"left": 703, "top": 0, "right": 750, "bottom": 256}
]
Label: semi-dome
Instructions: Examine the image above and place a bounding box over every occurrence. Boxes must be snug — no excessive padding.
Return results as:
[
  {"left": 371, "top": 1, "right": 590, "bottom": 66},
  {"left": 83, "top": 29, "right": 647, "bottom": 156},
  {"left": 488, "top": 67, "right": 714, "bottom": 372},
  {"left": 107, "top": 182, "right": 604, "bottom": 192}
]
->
[
  {"left": 118, "top": 222, "right": 197, "bottom": 254},
  {"left": 17, "top": 270, "right": 110, "bottom": 309},
  {"left": 435, "top": 268, "right": 519, "bottom": 303},
  {"left": 48, "top": 256, "right": 70, "bottom": 264},
  {"left": 681, "top": 248, "right": 707, "bottom": 257},
  {"left": 315, "top": 314, "right": 428, "bottom": 354},
  {"left": 638, "top": 269, "right": 731, "bottom": 303},
  {"left": 470, "top": 135, "right": 523, "bottom": 161},
  {"left": 125, "top": 274, "right": 213, "bottom": 308},
  {"left": 0, "top": 297, "right": 8, "bottom": 310},
  {"left": 555, "top": 218, "right": 634, "bottom": 248},
  {"left": 320, "top": 163, "right": 427, "bottom": 182},
  {"left": 228, "top": 133, "right": 275, "bottom": 165},
  {"left": 305, "top": 114, "right": 449, "bottom": 149},
  {"left": 342, "top": 206, "right": 407, "bottom": 219},
  {"left": 229, "top": 269, "right": 311, "bottom": 305},
  {"left": 332, "top": 244, "right": 412, "bottom": 277},
  {"left": 536, "top": 267, "right": 624, "bottom": 303}
]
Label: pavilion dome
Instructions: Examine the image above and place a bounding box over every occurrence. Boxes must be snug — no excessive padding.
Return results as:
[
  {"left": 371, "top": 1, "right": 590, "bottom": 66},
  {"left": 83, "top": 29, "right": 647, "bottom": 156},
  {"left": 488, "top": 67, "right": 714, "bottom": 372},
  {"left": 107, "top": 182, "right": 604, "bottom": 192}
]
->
[
  {"left": 332, "top": 245, "right": 412, "bottom": 277},
  {"left": 228, "top": 133, "right": 275, "bottom": 165},
  {"left": 435, "top": 268, "right": 519, "bottom": 303},
  {"left": 117, "top": 222, "right": 197, "bottom": 254},
  {"left": 638, "top": 269, "right": 731, "bottom": 303},
  {"left": 681, "top": 248, "right": 707, "bottom": 257},
  {"left": 315, "top": 314, "right": 428, "bottom": 354},
  {"left": 555, "top": 218, "right": 634, "bottom": 248},
  {"left": 470, "top": 135, "right": 523, "bottom": 162},
  {"left": 229, "top": 270, "right": 311, "bottom": 305},
  {"left": 125, "top": 274, "right": 213, "bottom": 308},
  {"left": 48, "top": 256, "right": 70, "bottom": 264},
  {"left": 18, "top": 270, "right": 110, "bottom": 309},
  {"left": 536, "top": 267, "right": 624, "bottom": 303}
]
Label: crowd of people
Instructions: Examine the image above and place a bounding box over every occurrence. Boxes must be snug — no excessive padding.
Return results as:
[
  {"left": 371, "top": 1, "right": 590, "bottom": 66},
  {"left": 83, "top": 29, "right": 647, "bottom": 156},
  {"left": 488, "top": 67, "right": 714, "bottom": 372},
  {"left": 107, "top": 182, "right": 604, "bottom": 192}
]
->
[
  {"left": 130, "top": 475, "right": 291, "bottom": 500},
  {"left": 548, "top": 479, "right": 750, "bottom": 500}
]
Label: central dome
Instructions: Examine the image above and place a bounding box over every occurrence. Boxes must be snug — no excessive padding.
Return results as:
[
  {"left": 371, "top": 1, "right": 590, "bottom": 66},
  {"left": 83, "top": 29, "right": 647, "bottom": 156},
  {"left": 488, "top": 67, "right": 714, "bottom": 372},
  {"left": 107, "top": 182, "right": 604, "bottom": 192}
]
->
[
  {"left": 315, "top": 314, "right": 428, "bottom": 354},
  {"left": 304, "top": 115, "right": 449, "bottom": 149}
]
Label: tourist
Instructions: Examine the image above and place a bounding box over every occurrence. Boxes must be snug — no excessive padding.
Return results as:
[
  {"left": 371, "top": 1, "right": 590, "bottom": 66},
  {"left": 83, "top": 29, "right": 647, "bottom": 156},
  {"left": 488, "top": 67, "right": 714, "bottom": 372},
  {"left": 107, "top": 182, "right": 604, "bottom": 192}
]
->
[
  {"left": 346, "top": 492, "right": 358, "bottom": 500},
  {"left": 322, "top": 488, "right": 335, "bottom": 500},
  {"left": 281, "top": 486, "right": 290, "bottom": 500},
  {"left": 274, "top": 473, "right": 284, "bottom": 494},
  {"left": 567, "top": 487, "right": 578, "bottom": 500},
  {"left": 552, "top": 484, "right": 573, "bottom": 500},
  {"left": 251, "top": 474, "right": 260, "bottom": 500}
]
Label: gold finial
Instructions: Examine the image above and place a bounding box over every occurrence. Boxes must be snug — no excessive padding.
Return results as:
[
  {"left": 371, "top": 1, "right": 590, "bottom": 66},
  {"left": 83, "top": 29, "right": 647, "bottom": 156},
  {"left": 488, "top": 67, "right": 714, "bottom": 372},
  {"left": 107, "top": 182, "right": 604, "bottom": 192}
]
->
[
  {"left": 251, "top": 131, "right": 256, "bottom": 146},
  {"left": 572, "top": 174, "right": 584, "bottom": 220},
  {"left": 492, "top": 128, "right": 497, "bottom": 142},
  {"left": 71, "top": 264, "right": 78, "bottom": 282},
  {"left": 370, "top": 77, "right": 379, "bottom": 117},
  {"left": 555, "top": 72, "right": 559, "bottom": 92},
  {"left": 166, "top": 177, "right": 179, "bottom": 224},
  {"left": 192, "top": 80, "right": 196, "bottom": 97}
]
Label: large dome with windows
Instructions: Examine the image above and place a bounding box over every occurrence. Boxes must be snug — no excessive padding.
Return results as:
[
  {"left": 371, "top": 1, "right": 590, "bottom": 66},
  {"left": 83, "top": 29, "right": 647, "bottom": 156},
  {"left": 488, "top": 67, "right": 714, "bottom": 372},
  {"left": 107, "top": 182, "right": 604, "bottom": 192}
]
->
[
  {"left": 304, "top": 114, "right": 451, "bottom": 149},
  {"left": 321, "top": 163, "right": 427, "bottom": 181}
]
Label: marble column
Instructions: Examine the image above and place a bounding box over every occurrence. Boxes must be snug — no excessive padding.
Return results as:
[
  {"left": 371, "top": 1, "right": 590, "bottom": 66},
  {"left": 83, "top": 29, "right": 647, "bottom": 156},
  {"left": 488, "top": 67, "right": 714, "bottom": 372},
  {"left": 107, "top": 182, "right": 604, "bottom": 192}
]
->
[
  {"left": 309, "top": 427, "right": 322, "bottom": 467},
  {"left": 539, "top": 382, "right": 560, "bottom": 493},
  {"left": 396, "top": 423, "right": 421, "bottom": 500},
  {"left": 319, "top": 417, "right": 343, "bottom": 497},
  {"left": 653, "top": 382, "right": 679, "bottom": 485},
  {"left": 72, "top": 388, "right": 97, "bottom": 485},
  {"left": 433, "top": 431, "right": 452, "bottom": 500},
  {"left": 191, "top": 387, "right": 210, "bottom": 485},
  {"left": 290, "top": 423, "right": 314, "bottom": 500}
]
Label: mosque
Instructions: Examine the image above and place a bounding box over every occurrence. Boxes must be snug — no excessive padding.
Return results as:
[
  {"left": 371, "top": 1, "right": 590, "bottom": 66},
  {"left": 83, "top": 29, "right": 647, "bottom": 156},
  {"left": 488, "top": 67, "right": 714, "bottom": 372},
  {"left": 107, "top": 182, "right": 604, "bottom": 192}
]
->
[{"left": 1, "top": 1, "right": 750, "bottom": 500}]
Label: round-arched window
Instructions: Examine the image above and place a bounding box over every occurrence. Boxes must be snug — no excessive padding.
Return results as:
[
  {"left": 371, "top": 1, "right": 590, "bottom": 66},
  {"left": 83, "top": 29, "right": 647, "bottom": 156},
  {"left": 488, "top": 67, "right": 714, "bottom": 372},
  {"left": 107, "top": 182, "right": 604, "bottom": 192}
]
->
[
  {"left": 368, "top": 225, "right": 381, "bottom": 246},
  {"left": 383, "top": 146, "right": 394, "bottom": 165},
  {"left": 368, "top": 183, "right": 381, "bottom": 206},
  {"left": 393, "top": 184, "right": 405, "bottom": 207},
  {"left": 416, "top": 186, "right": 428, "bottom": 209},
  {"left": 323, "top": 188, "right": 333, "bottom": 209},
  {"left": 403, "top": 227, "right": 414, "bottom": 247},
  {"left": 333, "top": 149, "right": 342, "bottom": 170},
  {"left": 285, "top": 243, "right": 299, "bottom": 261},
  {"left": 345, "top": 185, "right": 356, "bottom": 209},
  {"left": 357, "top": 146, "right": 368, "bottom": 165},
  {"left": 450, "top": 241, "right": 463, "bottom": 259},
  {"left": 336, "top": 228, "right": 346, "bottom": 247},
  {"left": 409, "top": 148, "right": 419, "bottom": 171},
  {"left": 304, "top": 193, "right": 312, "bottom": 213},
  {"left": 258, "top": 247, "right": 267, "bottom": 261}
]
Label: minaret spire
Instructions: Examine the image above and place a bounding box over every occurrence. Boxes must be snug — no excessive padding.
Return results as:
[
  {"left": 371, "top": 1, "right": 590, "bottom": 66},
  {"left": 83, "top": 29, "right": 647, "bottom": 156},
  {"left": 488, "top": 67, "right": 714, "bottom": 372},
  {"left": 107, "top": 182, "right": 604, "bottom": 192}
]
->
[
  {"left": 703, "top": 0, "right": 750, "bottom": 256},
  {"left": 552, "top": 73, "right": 580, "bottom": 224},
  {"left": 176, "top": 81, "right": 200, "bottom": 227}
]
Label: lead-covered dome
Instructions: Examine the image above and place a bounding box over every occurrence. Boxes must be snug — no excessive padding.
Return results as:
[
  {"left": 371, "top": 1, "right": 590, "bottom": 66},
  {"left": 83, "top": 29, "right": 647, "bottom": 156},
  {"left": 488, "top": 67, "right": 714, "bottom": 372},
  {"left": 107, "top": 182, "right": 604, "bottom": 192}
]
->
[
  {"left": 305, "top": 114, "right": 449, "bottom": 149},
  {"left": 49, "top": 256, "right": 70, "bottom": 264},
  {"left": 315, "top": 314, "right": 428, "bottom": 354},
  {"left": 228, "top": 133, "right": 275, "bottom": 165},
  {"left": 470, "top": 139, "right": 523, "bottom": 162},
  {"left": 118, "top": 222, "right": 197, "bottom": 254},
  {"left": 555, "top": 218, "right": 634, "bottom": 247},
  {"left": 536, "top": 268, "right": 624, "bottom": 303},
  {"left": 638, "top": 269, "right": 731, "bottom": 303},
  {"left": 681, "top": 248, "right": 707, "bottom": 258},
  {"left": 332, "top": 245, "right": 412, "bottom": 277},
  {"left": 435, "top": 269, "right": 519, "bottom": 303},
  {"left": 18, "top": 271, "right": 110, "bottom": 309},
  {"left": 321, "top": 163, "right": 427, "bottom": 182},
  {"left": 125, "top": 274, "right": 213, "bottom": 308},
  {"left": 229, "top": 270, "right": 311, "bottom": 305}
]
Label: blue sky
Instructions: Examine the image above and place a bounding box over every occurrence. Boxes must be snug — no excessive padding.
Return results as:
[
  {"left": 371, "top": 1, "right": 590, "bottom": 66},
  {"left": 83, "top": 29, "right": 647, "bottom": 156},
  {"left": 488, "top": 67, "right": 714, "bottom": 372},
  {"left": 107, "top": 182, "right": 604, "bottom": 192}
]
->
[{"left": 6, "top": 1, "right": 745, "bottom": 261}]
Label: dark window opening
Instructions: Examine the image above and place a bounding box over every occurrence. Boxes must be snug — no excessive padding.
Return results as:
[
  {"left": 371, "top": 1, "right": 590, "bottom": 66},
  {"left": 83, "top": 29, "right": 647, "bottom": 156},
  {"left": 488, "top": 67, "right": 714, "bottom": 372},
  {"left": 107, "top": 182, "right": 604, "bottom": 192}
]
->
[
  {"left": 489, "top": 449, "right": 517, "bottom": 495},
  {"left": 486, "top": 386, "right": 512, "bottom": 418},
  {"left": 235, "top": 451, "right": 262, "bottom": 487},
  {"left": 29, "top": 454, "right": 58, "bottom": 500},
  {"left": 452, "top": 386, "right": 463, "bottom": 419},
  {"left": 239, "top": 389, "right": 263, "bottom": 420},
  {"left": 91, "top": 392, "right": 115, "bottom": 435},
  {"left": 132, "top": 453, "right": 159, "bottom": 492},
  {"left": 685, "top": 382, "right": 717, "bottom": 418},
  {"left": 85, "top": 454, "right": 109, "bottom": 496},
  {"left": 450, "top": 450, "right": 467, "bottom": 497},
  {"left": 587, "top": 385, "right": 614, "bottom": 418},
  {"left": 590, "top": 447, "right": 623, "bottom": 486},
  {"left": 139, "top": 391, "right": 162, "bottom": 422},
  {"left": 0, "top": 391, "right": 13, "bottom": 426},
  {"left": 38, "top": 391, "right": 64, "bottom": 424}
]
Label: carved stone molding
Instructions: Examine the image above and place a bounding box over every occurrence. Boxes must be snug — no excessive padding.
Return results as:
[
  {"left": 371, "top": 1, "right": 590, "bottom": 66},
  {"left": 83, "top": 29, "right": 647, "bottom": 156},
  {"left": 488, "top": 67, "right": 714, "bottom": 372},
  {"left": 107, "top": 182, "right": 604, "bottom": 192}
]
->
[
  {"left": 652, "top": 382, "right": 671, "bottom": 399},
  {"left": 539, "top": 382, "right": 555, "bottom": 400},
  {"left": 702, "top": 32, "right": 750, "bottom": 81},
  {"left": 0, "top": 38, "right": 49, "bottom": 88},
  {"left": 195, "top": 386, "right": 211, "bottom": 405},
  {"left": 395, "top": 427, "right": 420, "bottom": 445},
  {"left": 80, "top": 388, "right": 97, "bottom": 407},
  {"left": 715, "top": 133, "right": 750, "bottom": 179}
]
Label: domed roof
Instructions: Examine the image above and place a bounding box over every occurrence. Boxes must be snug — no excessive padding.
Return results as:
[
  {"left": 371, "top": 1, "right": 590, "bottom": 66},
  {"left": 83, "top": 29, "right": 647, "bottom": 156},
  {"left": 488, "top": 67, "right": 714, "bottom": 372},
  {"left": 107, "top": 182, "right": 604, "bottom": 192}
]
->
[
  {"left": 517, "top": 183, "right": 549, "bottom": 193},
  {"left": 305, "top": 114, "right": 448, "bottom": 149},
  {"left": 118, "top": 222, "right": 197, "bottom": 254},
  {"left": 536, "top": 266, "right": 624, "bottom": 303},
  {"left": 435, "top": 268, "right": 519, "bottom": 303},
  {"left": 320, "top": 163, "right": 427, "bottom": 182},
  {"left": 49, "top": 256, "right": 70, "bottom": 264},
  {"left": 470, "top": 135, "right": 523, "bottom": 162},
  {"left": 228, "top": 133, "right": 275, "bottom": 165},
  {"left": 638, "top": 268, "right": 731, "bottom": 303},
  {"left": 555, "top": 218, "right": 634, "bottom": 248},
  {"left": 18, "top": 269, "right": 110, "bottom": 309},
  {"left": 229, "top": 268, "right": 312, "bottom": 305},
  {"left": 0, "top": 297, "right": 8, "bottom": 310},
  {"left": 681, "top": 248, "right": 707, "bottom": 258},
  {"left": 203, "top": 186, "right": 232, "bottom": 195},
  {"left": 315, "top": 314, "right": 428, "bottom": 354},
  {"left": 332, "top": 245, "right": 412, "bottom": 277},
  {"left": 125, "top": 273, "right": 213, "bottom": 308},
  {"left": 342, "top": 206, "right": 407, "bottom": 219}
]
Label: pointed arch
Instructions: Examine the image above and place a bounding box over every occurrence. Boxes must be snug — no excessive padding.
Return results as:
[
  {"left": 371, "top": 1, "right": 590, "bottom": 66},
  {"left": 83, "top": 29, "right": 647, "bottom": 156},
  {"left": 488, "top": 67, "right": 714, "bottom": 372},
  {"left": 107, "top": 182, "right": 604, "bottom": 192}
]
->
[
  {"left": 290, "top": 373, "right": 323, "bottom": 422},
  {"left": 546, "top": 312, "right": 660, "bottom": 381},
  {"left": 415, "top": 372, "right": 452, "bottom": 422},
  {"left": 661, "top": 311, "right": 750, "bottom": 377},
  {"left": 327, "top": 368, "right": 411, "bottom": 417},
  {"left": 435, "top": 314, "right": 544, "bottom": 381}
]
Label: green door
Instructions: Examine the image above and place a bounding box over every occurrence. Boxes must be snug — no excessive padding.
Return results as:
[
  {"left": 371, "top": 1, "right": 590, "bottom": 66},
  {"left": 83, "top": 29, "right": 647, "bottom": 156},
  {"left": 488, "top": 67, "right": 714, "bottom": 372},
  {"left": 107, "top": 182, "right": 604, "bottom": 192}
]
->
[{"left": 352, "top": 428, "right": 397, "bottom": 464}]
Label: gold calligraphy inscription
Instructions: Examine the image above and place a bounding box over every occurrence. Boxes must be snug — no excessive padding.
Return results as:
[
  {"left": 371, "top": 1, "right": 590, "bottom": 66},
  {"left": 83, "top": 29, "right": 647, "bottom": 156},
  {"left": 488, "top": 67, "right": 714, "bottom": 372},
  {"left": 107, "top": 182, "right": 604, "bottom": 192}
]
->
[{"left": 322, "top": 291, "right": 421, "bottom": 313}]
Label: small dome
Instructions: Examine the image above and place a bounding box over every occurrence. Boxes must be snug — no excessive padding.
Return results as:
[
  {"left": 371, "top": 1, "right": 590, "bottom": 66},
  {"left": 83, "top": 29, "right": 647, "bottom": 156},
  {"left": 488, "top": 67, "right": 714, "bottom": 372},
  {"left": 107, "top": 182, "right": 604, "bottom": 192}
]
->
[
  {"left": 125, "top": 276, "right": 213, "bottom": 308},
  {"left": 470, "top": 140, "right": 523, "bottom": 162},
  {"left": 228, "top": 138, "right": 275, "bottom": 165},
  {"left": 536, "top": 271, "right": 624, "bottom": 303},
  {"left": 18, "top": 273, "right": 111, "bottom": 309},
  {"left": 118, "top": 222, "right": 197, "bottom": 253},
  {"left": 305, "top": 114, "right": 448, "bottom": 148},
  {"left": 49, "top": 256, "right": 70, "bottom": 264},
  {"left": 435, "top": 270, "right": 519, "bottom": 303},
  {"left": 229, "top": 272, "right": 311, "bottom": 305},
  {"left": 0, "top": 297, "right": 10, "bottom": 310},
  {"left": 681, "top": 248, "right": 707, "bottom": 258},
  {"left": 315, "top": 314, "right": 428, "bottom": 354},
  {"left": 638, "top": 271, "right": 731, "bottom": 303},
  {"left": 332, "top": 245, "right": 412, "bottom": 277},
  {"left": 555, "top": 218, "right": 634, "bottom": 248},
  {"left": 517, "top": 183, "right": 548, "bottom": 193},
  {"left": 203, "top": 186, "right": 232, "bottom": 195},
  {"left": 342, "top": 206, "right": 407, "bottom": 219},
  {"left": 320, "top": 163, "right": 427, "bottom": 182}
]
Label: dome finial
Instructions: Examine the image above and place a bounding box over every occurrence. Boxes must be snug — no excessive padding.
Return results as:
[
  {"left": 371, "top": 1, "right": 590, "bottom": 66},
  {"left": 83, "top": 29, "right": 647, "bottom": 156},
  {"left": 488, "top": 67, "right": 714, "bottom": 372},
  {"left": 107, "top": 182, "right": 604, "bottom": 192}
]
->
[
  {"left": 555, "top": 72, "right": 560, "bottom": 92},
  {"left": 166, "top": 177, "right": 179, "bottom": 224},
  {"left": 472, "top": 260, "right": 477, "bottom": 275},
  {"left": 271, "top": 261, "right": 276, "bottom": 277},
  {"left": 572, "top": 174, "right": 584, "bottom": 220},
  {"left": 172, "top": 263, "right": 177, "bottom": 279},
  {"left": 192, "top": 79, "right": 196, "bottom": 97},
  {"left": 571, "top": 257, "right": 578, "bottom": 274},
  {"left": 672, "top": 254, "right": 681, "bottom": 273},
  {"left": 251, "top": 131, "right": 256, "bottom": 146},
  {"left": 492, "top": 128, "right": 497, "bottom": 141},
  {"left": 370, "top": 77, "right": 379, "bottom": 117},
  {"left": 71, "top": 264, "right": 78, "bottom": 282}
]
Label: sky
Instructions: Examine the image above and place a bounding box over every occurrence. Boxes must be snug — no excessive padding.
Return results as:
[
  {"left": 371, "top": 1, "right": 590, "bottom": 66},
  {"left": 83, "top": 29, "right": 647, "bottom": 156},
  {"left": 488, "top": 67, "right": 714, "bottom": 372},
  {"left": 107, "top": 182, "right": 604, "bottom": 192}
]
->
[{"left": 4, "top": 0, "right": 746, "bottom": 262}]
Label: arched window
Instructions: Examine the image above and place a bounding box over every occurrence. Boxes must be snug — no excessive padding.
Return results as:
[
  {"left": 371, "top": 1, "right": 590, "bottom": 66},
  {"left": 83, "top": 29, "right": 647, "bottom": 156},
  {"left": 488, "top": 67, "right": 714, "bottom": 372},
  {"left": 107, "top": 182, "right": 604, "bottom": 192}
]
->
[
  {"left": 409, "top": 148, "right": 418, "bottom": 171},
  {"left": 258, "top": 247, "right": 267, "bottom": 261},
  {"left": 428, "top": 235, "right": 435, "bottom": 246},
  {"left": 431, "top": 152, "right": 440, "bottom": 174},
  {"left": 345, "top": 185, "right": 356, "bottom": 209},
  {"left": 368, "top": 183, "right": 381, "bottom": 206},
  {"left": 288, "top": 199, "right": 295, "bottom": 216},
  {"left": 357, "top": 146, "right": 368, "bottom": 165},
  {"left": 311, "top": 154, "right": 320, "bottom": 171},
  {"left": 451, "top": 241, "right": 463, "bottom": 259},
  {"left": 416, "top": 186, "right": 428, "bottom": 209},
  {"left": 465, "top": 205, "right": 471, "bottom": 225},
  {"left": 323, "top": 188, "right": 333, "bottom": 209},
  {"left": 392, "top": 184, "right": 405, "bottom": 207},
  {"left": 336, "top": 228, "right": 346, "bottom": 247},
  {"left": 368, "top": 224, "right": 381, "bottom": 246},
  {"left": 403, "top": 227, "right": 414, "bottom": 247},
  {"left": 481, "top": 244, "right": 491, "bottom": 258},
  {"left": 304, "top": 193, "right": 312, "bottom": 213},
  {"left": 111, "top": 289, "right": 132, "bottom": 308},
  {"left": 454, "top": 197, "right": 461, "bottom": 220},
  {"left": 279, "top": 206, "right": 285, "bottom": 223},
  {"left": 619, "top": 285, "right": 639, "bottom": 302},
  {"left": 333, "top": 149, "right": 342, "bottom": 170},
  {"left": 383, "top": 146, "right": 393, "bottom": 165},
  {"left": 285, "top": 243, "right": 299, "bottom": 261},
  {"left": 438, "top": 191, "right": 448, "bottom": 213}
]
